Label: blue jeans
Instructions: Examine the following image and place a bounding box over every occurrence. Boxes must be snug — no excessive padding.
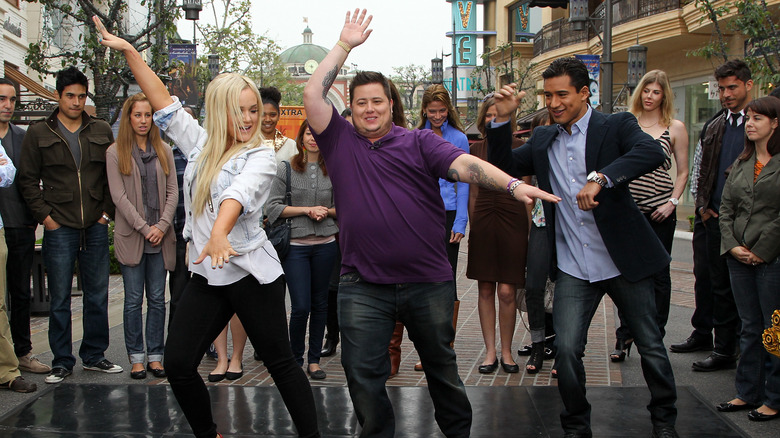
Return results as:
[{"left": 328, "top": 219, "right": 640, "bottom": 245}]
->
[
  {"left": 43, "top": 223, "right": 110, "bottom": 370},
  {"left": 727, "top": 257, "right": 780, "bottom": 409},
  {"left": 120, "top": 252, "right": 167, "bottom": 364},
  {"left": 282, "top": 241, "right": 338, "bottom": 366},
  {"left": 553, "top": 272, "right": 677, "bottom": 435},
  {"left": 338, "top": 272, "right": 472, "bottom": 437}
]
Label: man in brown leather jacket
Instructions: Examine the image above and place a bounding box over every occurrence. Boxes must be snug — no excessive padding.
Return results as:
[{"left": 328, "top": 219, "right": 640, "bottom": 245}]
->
[{"left": 18, "top": 66, "right": 123, "bottom": 384}]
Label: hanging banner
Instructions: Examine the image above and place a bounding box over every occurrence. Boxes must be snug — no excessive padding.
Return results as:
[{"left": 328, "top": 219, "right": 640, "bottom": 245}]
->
[
  {"left": 575, "top": 54, "right": 600, "bottom": 108},
  {"left": 168, "top": 44, "right": 199, "bottom": 107}
]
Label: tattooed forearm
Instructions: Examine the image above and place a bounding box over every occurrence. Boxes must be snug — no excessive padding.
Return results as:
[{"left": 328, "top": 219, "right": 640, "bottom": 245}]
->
[
  {"left": 465, "top": 162, "right": 502, "bottom": 191},
  {"left": 447, "top": 168, "right": 460, "bottom": 182},
  {"left": 321, "top": 65, "right": 339, "bottom": 100}
]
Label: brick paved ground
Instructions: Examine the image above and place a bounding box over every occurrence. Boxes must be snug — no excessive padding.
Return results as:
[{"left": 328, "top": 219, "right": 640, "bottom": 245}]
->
[{"left": 30, "top": 240, "right": 697, "bottom": 391}]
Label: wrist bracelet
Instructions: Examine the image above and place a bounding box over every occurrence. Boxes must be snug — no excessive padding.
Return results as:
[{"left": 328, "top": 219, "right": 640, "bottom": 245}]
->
[
  {"left": 507, "top": 178, "right": 524, "bottom": 197},
  {"left": 102, "top": 213, "right": 112, "bottom": 222},
  {"left": 336, "top": 40, "right": 352, "bottom": 54}
]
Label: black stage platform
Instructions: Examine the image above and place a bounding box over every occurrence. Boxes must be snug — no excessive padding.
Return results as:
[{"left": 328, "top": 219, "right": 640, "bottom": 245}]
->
[{"left": 0, "top": 385, "right": 746, "bottom": 437}]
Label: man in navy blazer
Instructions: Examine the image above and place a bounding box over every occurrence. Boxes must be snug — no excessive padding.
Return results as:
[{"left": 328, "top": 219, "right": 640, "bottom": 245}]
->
[{"left": 487, "top": 58, "right": 677, "bottom": 438}]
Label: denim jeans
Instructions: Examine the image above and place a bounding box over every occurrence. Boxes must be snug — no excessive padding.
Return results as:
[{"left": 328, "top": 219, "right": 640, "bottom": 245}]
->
[
  {"left": 167, "top": 235, "right": 190, "bottom": 331},
  {"left": 4, "top": 227, "right": 35, "bottom": 357},
  {"left": 338, "top": 272, "right": 472, "bottom": 437},
  {"left": 616, "top": 211, "right": 675, "bottom": 340},
  {"left": 553, "top": 272, "right": 677, "bottom": 435},
  {"left": 120, "top": 252, "right": 167, "bottom": 364},
  {"left": 727, "top": 257, "right": 780, "bottom": 409},
  {"left": 283, "top": 241, "right": 338, "bottom": 366},
  {"left": 691, "top": 213, "right": 714, "bottom": 339},
  {"left": 165, "top": 274, "right": 319, "bottom": 438},
  {"left": 43, "top": 223, "right": 110, "bottom": 370},
  {"left": 324, "top": 244, "right": 342, "bottom": 343}
]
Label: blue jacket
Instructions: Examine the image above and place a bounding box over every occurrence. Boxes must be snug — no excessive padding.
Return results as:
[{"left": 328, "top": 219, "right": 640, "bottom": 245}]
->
[{"left": 423, "top": 119, "right": 469, "bottom": 235}]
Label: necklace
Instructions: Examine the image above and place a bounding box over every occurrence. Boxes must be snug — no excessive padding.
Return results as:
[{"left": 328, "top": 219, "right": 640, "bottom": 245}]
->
[
  {"left": 261, "top": 130, "right": 287, "bottom": 152},
  {"left": 638, "top": 115, "right": 659, "bottom": 129}
]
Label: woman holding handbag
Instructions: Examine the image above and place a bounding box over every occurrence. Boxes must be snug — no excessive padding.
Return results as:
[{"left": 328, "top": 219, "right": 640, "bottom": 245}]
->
[{"left": 267, "top": 120, "right": 338, "bottom": 379}]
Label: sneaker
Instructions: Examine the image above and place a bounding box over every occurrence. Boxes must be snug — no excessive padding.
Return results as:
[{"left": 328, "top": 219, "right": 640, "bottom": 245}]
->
[
  {"left": 17, "top": 353, "right": 52, "bottom": 374},
  {"left": 83, "top": 359, "right": 123, "bottom": 374},
  {"left": 45, "top": 367, "right": 72, "bottom": 384},
  {"left": 1, "top": 376, "right": 37, "bottom": 393}
]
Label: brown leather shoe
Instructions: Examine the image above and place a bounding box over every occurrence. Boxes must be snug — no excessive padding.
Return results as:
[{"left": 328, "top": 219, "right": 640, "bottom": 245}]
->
[
  {"left": 1, "top": 376, "right": 37, "bottom": 393},
  {"left": 17, "top": 353, "right": 52, "bottom": 374},
  {"left": 414, "top": 361, "right": 423, "bottom": 371}
]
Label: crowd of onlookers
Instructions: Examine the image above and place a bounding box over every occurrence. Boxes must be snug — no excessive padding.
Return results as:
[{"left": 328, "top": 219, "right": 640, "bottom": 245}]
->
[{"left": 1, "top": 9, "right": 779, "bottom": 438}]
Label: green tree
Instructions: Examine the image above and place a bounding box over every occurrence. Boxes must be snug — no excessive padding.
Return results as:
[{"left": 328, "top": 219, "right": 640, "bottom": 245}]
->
[
  {"left": 690, "top": 0, "right": 780, "bottom": 91},
  {"left": 24, "top": 0, "right": 180, "bottom": 123},
  {"left": 389, "top": 64, "right": 431, "bottom": 123},
  {"left": 471, "top": 43, "right": 538, "bottom": 116},
  {"left": 197, "top": 0, "right": 302, "bottom": 105}
]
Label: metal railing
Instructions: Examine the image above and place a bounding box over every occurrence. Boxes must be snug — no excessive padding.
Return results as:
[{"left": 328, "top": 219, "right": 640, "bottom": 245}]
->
[{"left": 533, "top": 0, "right": 682, "bottom": 56}]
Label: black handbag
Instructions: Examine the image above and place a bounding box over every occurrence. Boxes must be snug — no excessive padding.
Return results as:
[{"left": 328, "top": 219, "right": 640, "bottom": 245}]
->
[{"left": 265, "top": 161, "right": 292, "bottom": 261}]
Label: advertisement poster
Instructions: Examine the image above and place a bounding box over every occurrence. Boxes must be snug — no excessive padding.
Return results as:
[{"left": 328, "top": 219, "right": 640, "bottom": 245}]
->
[
  {"left": 277, "top": 106, "right": 307, "bottom": 140},
  {"left": 575, "top": 54, "right": 600, "bottom": 108},
  {"left": 168, "top": 44, "right": 199, "bottom": 107}
]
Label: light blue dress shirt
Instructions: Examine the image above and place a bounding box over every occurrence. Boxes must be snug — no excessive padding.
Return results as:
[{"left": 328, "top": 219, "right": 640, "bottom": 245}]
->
[
  {"left": 423, "top": 119, "right": 470, "bottom": 235},
  {"left": 546, "top": 106, "right": 620, "bottom": 282},
  {"left": 0, "top": 144, "right": 17, "bottom": 228}
]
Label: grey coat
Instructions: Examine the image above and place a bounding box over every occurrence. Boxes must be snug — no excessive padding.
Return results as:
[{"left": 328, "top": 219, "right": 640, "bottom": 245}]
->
[{"left": 266, "top": 160, "right": 338, "bottom": 239}]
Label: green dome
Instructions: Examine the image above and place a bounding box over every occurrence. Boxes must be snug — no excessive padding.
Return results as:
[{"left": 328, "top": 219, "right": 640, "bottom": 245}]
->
[{"left": 278, "top": 43, "right": 329, "bottom": 64}]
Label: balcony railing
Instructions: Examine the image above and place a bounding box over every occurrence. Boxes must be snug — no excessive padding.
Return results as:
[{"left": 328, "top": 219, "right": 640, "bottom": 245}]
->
[{"left": 533, "top": 0, "right": 682, "bottom": 57}]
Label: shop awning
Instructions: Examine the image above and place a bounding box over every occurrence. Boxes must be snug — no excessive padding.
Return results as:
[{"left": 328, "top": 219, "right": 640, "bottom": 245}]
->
[{"left": 4, "top": 65, "right": 56, "bottom": 101}]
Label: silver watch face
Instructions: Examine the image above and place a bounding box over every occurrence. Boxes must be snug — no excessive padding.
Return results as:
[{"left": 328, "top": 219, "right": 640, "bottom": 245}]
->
[{"left": 669, "top": 198, "right": 679, "bottom": 206}]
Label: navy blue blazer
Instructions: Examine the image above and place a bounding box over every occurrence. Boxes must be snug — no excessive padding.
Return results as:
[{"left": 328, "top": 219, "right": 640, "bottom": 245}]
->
[{"left": 487, "top": 110, "right": 670, "bottom": 283}]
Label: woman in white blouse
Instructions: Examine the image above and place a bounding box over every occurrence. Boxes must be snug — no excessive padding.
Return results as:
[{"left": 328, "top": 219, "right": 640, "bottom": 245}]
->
[{"left": 96, "top": 17, "right": 319, "bottom": 438}]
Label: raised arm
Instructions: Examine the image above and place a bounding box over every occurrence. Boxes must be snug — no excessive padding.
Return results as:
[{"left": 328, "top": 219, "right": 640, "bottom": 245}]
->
[
  {"left": 303, "top": 9, "right": 372, "bottom": 134},
  {"left": 93, "top": 16, "right": 174, "bottom": 112}
]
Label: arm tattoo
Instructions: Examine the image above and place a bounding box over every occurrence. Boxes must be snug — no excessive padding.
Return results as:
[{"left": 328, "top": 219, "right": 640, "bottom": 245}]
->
[
  {"left": 465, "top": 162, "right": 502, "bottom": 191},
  {"left": 321, "top": 65, "right": 339, "bottom": 100},
  {"left": 447, "top": 168, "right": 460, "bottom": 182}
]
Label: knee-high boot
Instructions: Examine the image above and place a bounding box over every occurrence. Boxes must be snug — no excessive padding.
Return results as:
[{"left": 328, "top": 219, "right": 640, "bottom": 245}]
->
[{"left": 388, "top": 321, "right": 404, "bottom": 378}]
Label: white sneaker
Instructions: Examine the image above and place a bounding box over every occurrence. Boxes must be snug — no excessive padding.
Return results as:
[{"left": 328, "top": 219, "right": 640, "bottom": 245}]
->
[
  {"left": 83, "top": 359, "right": 123, "bottom": 374},
  {"left": 45, "top": 368, "right": 72, "bottom": 384}
]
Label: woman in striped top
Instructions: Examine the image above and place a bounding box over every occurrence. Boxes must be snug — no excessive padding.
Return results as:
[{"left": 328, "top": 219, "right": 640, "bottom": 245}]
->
[{"left": 610, "top": 70, "right": 689, "bottom": 362}]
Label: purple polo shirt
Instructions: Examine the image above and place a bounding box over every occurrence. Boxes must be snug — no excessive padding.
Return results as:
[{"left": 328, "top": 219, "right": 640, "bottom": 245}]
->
[{"left": 313, "top": 106, "right": 465, "bottom": 284}]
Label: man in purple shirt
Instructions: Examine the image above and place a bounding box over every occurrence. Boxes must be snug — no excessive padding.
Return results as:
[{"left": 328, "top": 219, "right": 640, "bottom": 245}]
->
[{"left": 303, "top": 9, "right": 559, "bottom": 438}]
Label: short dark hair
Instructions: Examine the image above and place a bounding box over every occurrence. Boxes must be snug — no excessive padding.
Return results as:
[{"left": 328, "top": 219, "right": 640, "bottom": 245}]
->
[
  {"left": 55, "top": 66, "right": 88, "bottom": 95},
  {"left": 340, "top": 108, "right": 352, "bottom": 117},
  {"left": 542, "top": 57, "right": 591, "bottom": 95},
  {"left": 349, "top": 71, "right": 392, "bottom": 105},
  {"left": 769, "top": 87, "right": 780, "bottom": 100},
  {"left": 0, "top": 77, "right": 16, "bottom": 88},
  {"left": 714, "top": 59, "right": 751, "bottom": 83},
  {"left": 259, "top": 86, "right": 281, "bottom": 110}
]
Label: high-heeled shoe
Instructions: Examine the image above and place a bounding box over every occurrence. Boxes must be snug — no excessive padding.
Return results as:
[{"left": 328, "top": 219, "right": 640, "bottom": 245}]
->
[
  {"left": 526, "top": 342, "right": 544, "bottom": 374},
  {"left": 478, "top": 357, "right": 499, "bottom": 374},
  {"left": 610, "top": 338, "right": 634, "bottom": 362}
]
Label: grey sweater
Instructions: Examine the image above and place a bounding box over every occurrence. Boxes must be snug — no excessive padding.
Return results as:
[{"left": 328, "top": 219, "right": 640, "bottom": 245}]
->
[{"left": 266, "top": 160, "right": 338, "bottom": 239}]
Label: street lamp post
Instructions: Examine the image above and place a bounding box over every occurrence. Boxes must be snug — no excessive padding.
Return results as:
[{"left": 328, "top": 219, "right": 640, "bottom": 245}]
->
[
  {"left": 182, "top": 0, "right": 202, "bottom": 44},
  {"left": 431, "top": 57, "right": 443, "bottom": 85}
]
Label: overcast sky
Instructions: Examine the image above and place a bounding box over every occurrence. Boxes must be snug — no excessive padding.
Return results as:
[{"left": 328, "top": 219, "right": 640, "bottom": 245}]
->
[{"left": 178, "top": 1, "right": 482, "bottom": 76}]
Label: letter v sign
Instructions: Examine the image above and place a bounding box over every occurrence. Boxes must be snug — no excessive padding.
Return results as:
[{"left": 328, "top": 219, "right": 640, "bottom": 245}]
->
[{"left": 457, "top": 1, "right": 472, "bottom": 29}]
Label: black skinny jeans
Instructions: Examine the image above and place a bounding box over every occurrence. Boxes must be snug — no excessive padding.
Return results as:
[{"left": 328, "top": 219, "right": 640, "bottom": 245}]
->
[{"left": 164, "top": 274, "right": 319, "bottom": 438}]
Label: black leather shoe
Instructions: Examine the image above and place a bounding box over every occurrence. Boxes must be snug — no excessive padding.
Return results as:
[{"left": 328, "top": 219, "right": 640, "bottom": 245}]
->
[
  {"left": 307, "top": 366, "right": 326, "bottom": 380},
  {"left": 562, "top": 431, "right": 592, "bottom": 438},
  {"left": 478, "top": 358, "right": 498, "bottom": 374},
  {"left": 748, "top": 408, "right": 780, "bottom": 421},
  {"left": 717, "top": 400, "right": 758, "bottom": 412},
  {"left": 225, "top": 369, "right": 243, "bottom": 380},
  {"left": 692, "top": 353, "right": 737, "bottom": 372},
  {"left": 669, "top": 334, "right": 713, "bottom": 353},
  {"left": 651, "top": 425, "right": 679, "bottom": 438},
  {"left": 500, "top": 358, "right": 519, "bottom": 373},
  {"left": 130, "top": 369, "right": 147, "bottom": 380},
  {"left": 321, "top": 338, "right": 338, "bottom": 357},
  {"left": 146, "top": 364, "right": 166, "bottom": 378}
]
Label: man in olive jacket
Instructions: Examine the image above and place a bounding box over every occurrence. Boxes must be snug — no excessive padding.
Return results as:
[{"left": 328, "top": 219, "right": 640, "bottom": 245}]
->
[{"left": 18, "top": 66, "right": 122, "bottom": 384}]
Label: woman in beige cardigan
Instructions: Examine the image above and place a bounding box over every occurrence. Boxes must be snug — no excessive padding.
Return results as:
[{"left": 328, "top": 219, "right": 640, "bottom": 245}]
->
[{"left": 107, "top": 93, "right": 178, "bottom": 379}]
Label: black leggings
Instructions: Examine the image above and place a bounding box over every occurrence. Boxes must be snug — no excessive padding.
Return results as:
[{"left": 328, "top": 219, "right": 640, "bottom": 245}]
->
[{"left": 164, "top": 274, "right": 319, "bottom": 438}]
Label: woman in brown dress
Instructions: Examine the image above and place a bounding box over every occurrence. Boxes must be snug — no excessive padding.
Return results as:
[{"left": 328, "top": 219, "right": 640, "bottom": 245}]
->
[{"left": 467, "top": 95, "right": 528, "bottom": 373}]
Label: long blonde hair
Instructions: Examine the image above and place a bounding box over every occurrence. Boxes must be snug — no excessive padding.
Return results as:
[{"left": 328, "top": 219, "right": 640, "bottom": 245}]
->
[
  {"left": 629, "top": 69, "right": 675, "bottom": 128},
  {"left": 116, "top": 93, "right": 169, "bottom": 176},
  {"left": 191, "top": 73, "right": 263, "bottom": 216}
]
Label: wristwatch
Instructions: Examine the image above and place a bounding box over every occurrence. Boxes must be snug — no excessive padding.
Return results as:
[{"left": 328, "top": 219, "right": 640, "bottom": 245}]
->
[
  {"left": 586, "top": 171, "right": 607, "bottom": 188},
  {"left": 668, "top": 197, "right": 679, "bottom": 206}
]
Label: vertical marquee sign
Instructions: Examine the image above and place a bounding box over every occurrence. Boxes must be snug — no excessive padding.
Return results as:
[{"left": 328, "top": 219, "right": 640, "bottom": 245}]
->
[{"left": 452, "top": 1, "right": 477, "bottom": 66}]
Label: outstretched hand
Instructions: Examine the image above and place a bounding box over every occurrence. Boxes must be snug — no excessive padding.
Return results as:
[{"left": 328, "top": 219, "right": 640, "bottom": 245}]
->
[
  {"left": 513, "top": 184, "right": 561, "bottom": 205},
  {"left": 92, "top": 15, "right": 132, "bottom": 52},
  {"left": 493, "top": 83, "right": 527, "bottom": 122},
  {"left": 340, "top": 9, "right": 373, "bottom": 48}
]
